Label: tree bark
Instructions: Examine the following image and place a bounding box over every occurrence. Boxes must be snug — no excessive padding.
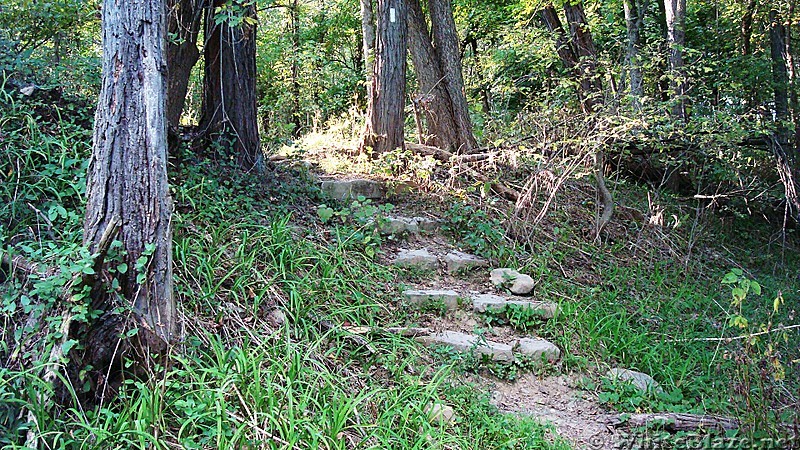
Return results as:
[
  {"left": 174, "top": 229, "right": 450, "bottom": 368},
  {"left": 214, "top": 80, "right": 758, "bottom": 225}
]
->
[
  {"left": 429, "top": 0, "right": 477, "bottom": 151},
  {"left": 200, "top": 0, "right": 261, "bottom": 170},
  {"left": 740, "top": 0, "right": 757, "bottom": 56},
  {"left": 359, "top": 0, "right": 407, "bottom": 155},
  {"left": 664, "top": 0, "right": 687, "bottom": 120},
  {"left": 84, "top": 0, "right": 175, "bottom": 394},
  {"left": 406, "top": 0, "right": 460, "bottom": 150},
  {"left": 290, "top": 0, "right": 302, "bottom": 136},
  {"left": 623, "top": 0, "right": 646, "bottom": 108},
  {"left": 771, "top": 9, "right": 790, "bottom": 146},
  {"left": 564, "top": 2, "right": 603, "bottom": 113},
  {"left": 360, "top": 0, "right": 376, "bottom": 108},
  {"left": 166, "top": 0, "right": 205, "bottom": 128}
]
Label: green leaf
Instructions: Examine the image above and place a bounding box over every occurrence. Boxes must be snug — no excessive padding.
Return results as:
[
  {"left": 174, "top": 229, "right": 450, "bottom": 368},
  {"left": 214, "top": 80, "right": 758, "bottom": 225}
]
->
[
  {"left": 62, "top": 339, "right": 79, "bottom": 354},
  {"left": 721, "top": 272, "right": 738, "bottom": 284},
  {"left": 317, "top": 205, "right": 335, "bottom": 223},
  {"left": 117, "top": 263, "right": 128, "bottom": 274},
  {"left": 750, "top": 281, "right": 761, "bottom": 296}
]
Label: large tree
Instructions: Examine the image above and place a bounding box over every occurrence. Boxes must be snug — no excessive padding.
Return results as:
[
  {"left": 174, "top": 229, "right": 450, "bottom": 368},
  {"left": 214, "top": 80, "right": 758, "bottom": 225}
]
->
[
  {"left": 407, "top": 0, "right": 459, "bottom": 150},
  {"left": 200, "top": 0, "right": 261, "bottom": 170},
  {"left": 83, "top": 0, "right": 176, "bottom": 395},
  {"left": 360, "top": 0, "right": 408, "bottom": 155},
  {"left": 428, "top": 0, "right": 477, "bottom": 151},
  {"left": 623, "top": 0, "right": 646, "bottom": 109},
  {"left": 664, "top": 0, "right": 687, "bottom": 120},
  {"left": 406, "top": 0, "right": 476, "bottom": 152},
  {"left": 166, "top": 0, "right": 205, "bottom": 128}
]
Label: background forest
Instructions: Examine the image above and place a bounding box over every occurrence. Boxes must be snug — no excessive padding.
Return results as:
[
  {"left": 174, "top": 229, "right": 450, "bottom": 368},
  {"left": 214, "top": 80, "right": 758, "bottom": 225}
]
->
[{"left": 1, "top": 0, "right": 799, "bottom": 449}]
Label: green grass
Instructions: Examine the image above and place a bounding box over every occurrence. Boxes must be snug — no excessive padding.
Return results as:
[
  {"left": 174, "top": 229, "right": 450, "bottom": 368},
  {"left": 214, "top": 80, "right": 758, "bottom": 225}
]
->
[{"left": 0, "top": 94, "right": 570, "bottom": 449}]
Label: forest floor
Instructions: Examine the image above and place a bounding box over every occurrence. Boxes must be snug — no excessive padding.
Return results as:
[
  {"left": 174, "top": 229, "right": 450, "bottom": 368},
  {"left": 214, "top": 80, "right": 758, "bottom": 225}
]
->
[{"left": 285, "top": 136, "right": 800, "bottom": 449}]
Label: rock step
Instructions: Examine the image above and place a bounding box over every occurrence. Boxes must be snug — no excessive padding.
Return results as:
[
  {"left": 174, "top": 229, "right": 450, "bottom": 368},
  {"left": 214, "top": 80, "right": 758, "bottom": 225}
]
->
[
  {"left": 392, "top": 248, "right": 488, "bottom": 274},
  {"left": 472, "top": 294, "right": 559, "bottom": 319},
  {"left": 320, "top": 179, "right": 384, "bottom": 201},
  {"left": 415, "top": 331, "right": 560, "bottom": 364},
  {"left": 378, "top": 216, "right": 439, "bottom": 235},
  {"left": 402, "top": 289, "right": 460, "bottom": 310}
]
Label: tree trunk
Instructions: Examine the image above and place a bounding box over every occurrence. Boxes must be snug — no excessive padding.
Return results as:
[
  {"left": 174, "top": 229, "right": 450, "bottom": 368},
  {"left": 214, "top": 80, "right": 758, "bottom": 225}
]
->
[
  {"left": 406, "top": 0, "right": 459, "bottom": 149},
  {"left": 664, "top": 0, "right": 687, "bottom": 120},
  {"left": 290, "top": 0, "right": 302, "bottom": 136},
  {"left": 787, "top": 0, "right": 799, "bottom": 153},
  {"left": 429, "top": 0, "right": 477, "bottom": 151},
  {"left": 359, "top": 0, "right": 407, "bottom": 155},
  {"left": 740, "top": 0, "right": 757, "bottom": 56},
  {"left": 623, "top": 0, "right": 646, "bottom": 108},
  {"left": 360, "top": 0, "right": 376, "bottom": 108},
  {"left": 771, "top": 9, "right": 790, "bottom": 146},
  {"left": 564, "top": 2, "right": 603, "bottom": 113},
  {"left": 166, "top": 0, "right": 205, "bottom": 128},
  {"left": 84, "top": 0, "right": 175, "bottom": 396},
  {"left": 200, "top": 0, "right": 261, "bottom": 170}
]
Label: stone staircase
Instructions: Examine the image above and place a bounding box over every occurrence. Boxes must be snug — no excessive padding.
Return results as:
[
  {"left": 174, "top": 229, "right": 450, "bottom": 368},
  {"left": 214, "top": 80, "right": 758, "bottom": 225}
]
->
[{"left": 318, "top": 177, "right": 562, "bottom": 372}]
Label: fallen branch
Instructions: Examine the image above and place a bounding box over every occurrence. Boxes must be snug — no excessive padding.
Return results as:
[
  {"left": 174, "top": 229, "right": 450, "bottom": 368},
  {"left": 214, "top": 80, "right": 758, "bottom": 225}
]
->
[
  {"left": 669, "top": 324, "right": 800, "bottom": 343},
  {"left": 594, "top": 150, "right": 614, "bottom": 239},
  {"left": 610, "top": 413, "right": 740, "bottom": 432},
  {"left": 406, "top": 142, "right": 520, "bottom": 201}
]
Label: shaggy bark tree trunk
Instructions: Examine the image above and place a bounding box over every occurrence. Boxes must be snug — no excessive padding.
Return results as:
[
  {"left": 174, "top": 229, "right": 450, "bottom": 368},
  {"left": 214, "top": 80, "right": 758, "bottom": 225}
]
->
[
  {"left": 200, "top": 0, "right": 261, "bottom": 170},
  {"left": 359, "top": 0, "right": 407, "bottom": 155},
  {"left": 664, "top": 0, "right": 687, "bottom": 120},
  {"left": 623, "top": 0, "right": 646, "bottom": 108},
  {"left": 84, "top": 0, "right": 175, "bottom": 396},
  {"left": 429, "top": 0, "right": 477, "bottom": 151},
  {"left": 166, "top": 0, "right": 205, "bottom": 128},
  {"left": 406, "top": 0, "right": 459, "bottom": 149}
]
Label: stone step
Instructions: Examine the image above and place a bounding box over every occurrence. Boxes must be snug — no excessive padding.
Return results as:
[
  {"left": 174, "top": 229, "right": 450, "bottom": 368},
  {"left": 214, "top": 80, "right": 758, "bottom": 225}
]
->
[
  {"left": 416, "top": 331, "right": 515, "bottom": 362},
  {"left": 393, "top": 248, "right": 486, "bottom": 273},
  {"left": 472, "top": 294, "right": 559, "bottom": 319},
  {"left": 377, "top": 216, "right": 440, "bottom": 235},
  {"left": 444, "top": 251, "right": 488, "bottom": 274},
  {"left": 415, "top": 331, "right": 561, "bottom": 365},
  {"left": 320, "top": 178, "right": 384, "bottom": 201},
  {"left": 402, "top": 289, "right": 460, "bottom": 311},
  {"left": 515, "top": 338, "right": 561, "bottom": 363},
  {"left": 393, "top": 248, "right": 439, "bottom": 271}
]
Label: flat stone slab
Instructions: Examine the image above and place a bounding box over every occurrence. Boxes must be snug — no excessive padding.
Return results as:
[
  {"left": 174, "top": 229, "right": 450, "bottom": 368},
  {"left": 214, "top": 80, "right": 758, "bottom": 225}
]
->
[
  {"left": 403, "top": 289, "right": 459, "bottom": 310},
  {"left": 416, "top": 331, "right": 515, "bottom": 362},
  {"left": 379, "top": 216, "right": 419, "bottom": 235},
  {"left": 472, "top": 294, "right": 558, "bottom": 319},
  {"left": 393, "top": 248, "right": 438, "bottom": 271},
  {"left": 472, "top": 294, "right": 507, "bottom": 312},
  {"left": 515, "top": 338, "right": 561, "bottom": 363},
  {"left": 490, "top": 268, "right": 535, "bottom": 295},
  {"left": 320, "top": 179, "right": 384, "bottom": 201},
  {"left": 606, "top": 368, "right": 663, "bottom": 393},
  {"left": 444, "top": 251, "right": 489, "bottom": 274},
  {"left": 413, "top": 217, "right": 439, "bottom": 233}
]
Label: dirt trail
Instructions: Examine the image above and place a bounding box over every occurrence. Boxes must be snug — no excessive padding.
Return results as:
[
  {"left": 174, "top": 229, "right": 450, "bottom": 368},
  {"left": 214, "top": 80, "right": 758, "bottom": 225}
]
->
[{"left": 480, "top": 373, "right": 619, "bottom": 450}]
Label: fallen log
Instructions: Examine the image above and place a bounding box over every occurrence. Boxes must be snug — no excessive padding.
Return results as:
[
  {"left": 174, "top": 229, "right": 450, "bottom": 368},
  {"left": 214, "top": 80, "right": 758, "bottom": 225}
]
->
[{"left": 610, "top": 413, "right": 740, "bottom": 432}]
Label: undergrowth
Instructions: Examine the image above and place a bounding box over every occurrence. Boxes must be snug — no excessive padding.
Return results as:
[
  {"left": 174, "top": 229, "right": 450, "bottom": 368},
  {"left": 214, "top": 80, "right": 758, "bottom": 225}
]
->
[{"left": 0, "top": 91, "right": 569, "bottom": 449}]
